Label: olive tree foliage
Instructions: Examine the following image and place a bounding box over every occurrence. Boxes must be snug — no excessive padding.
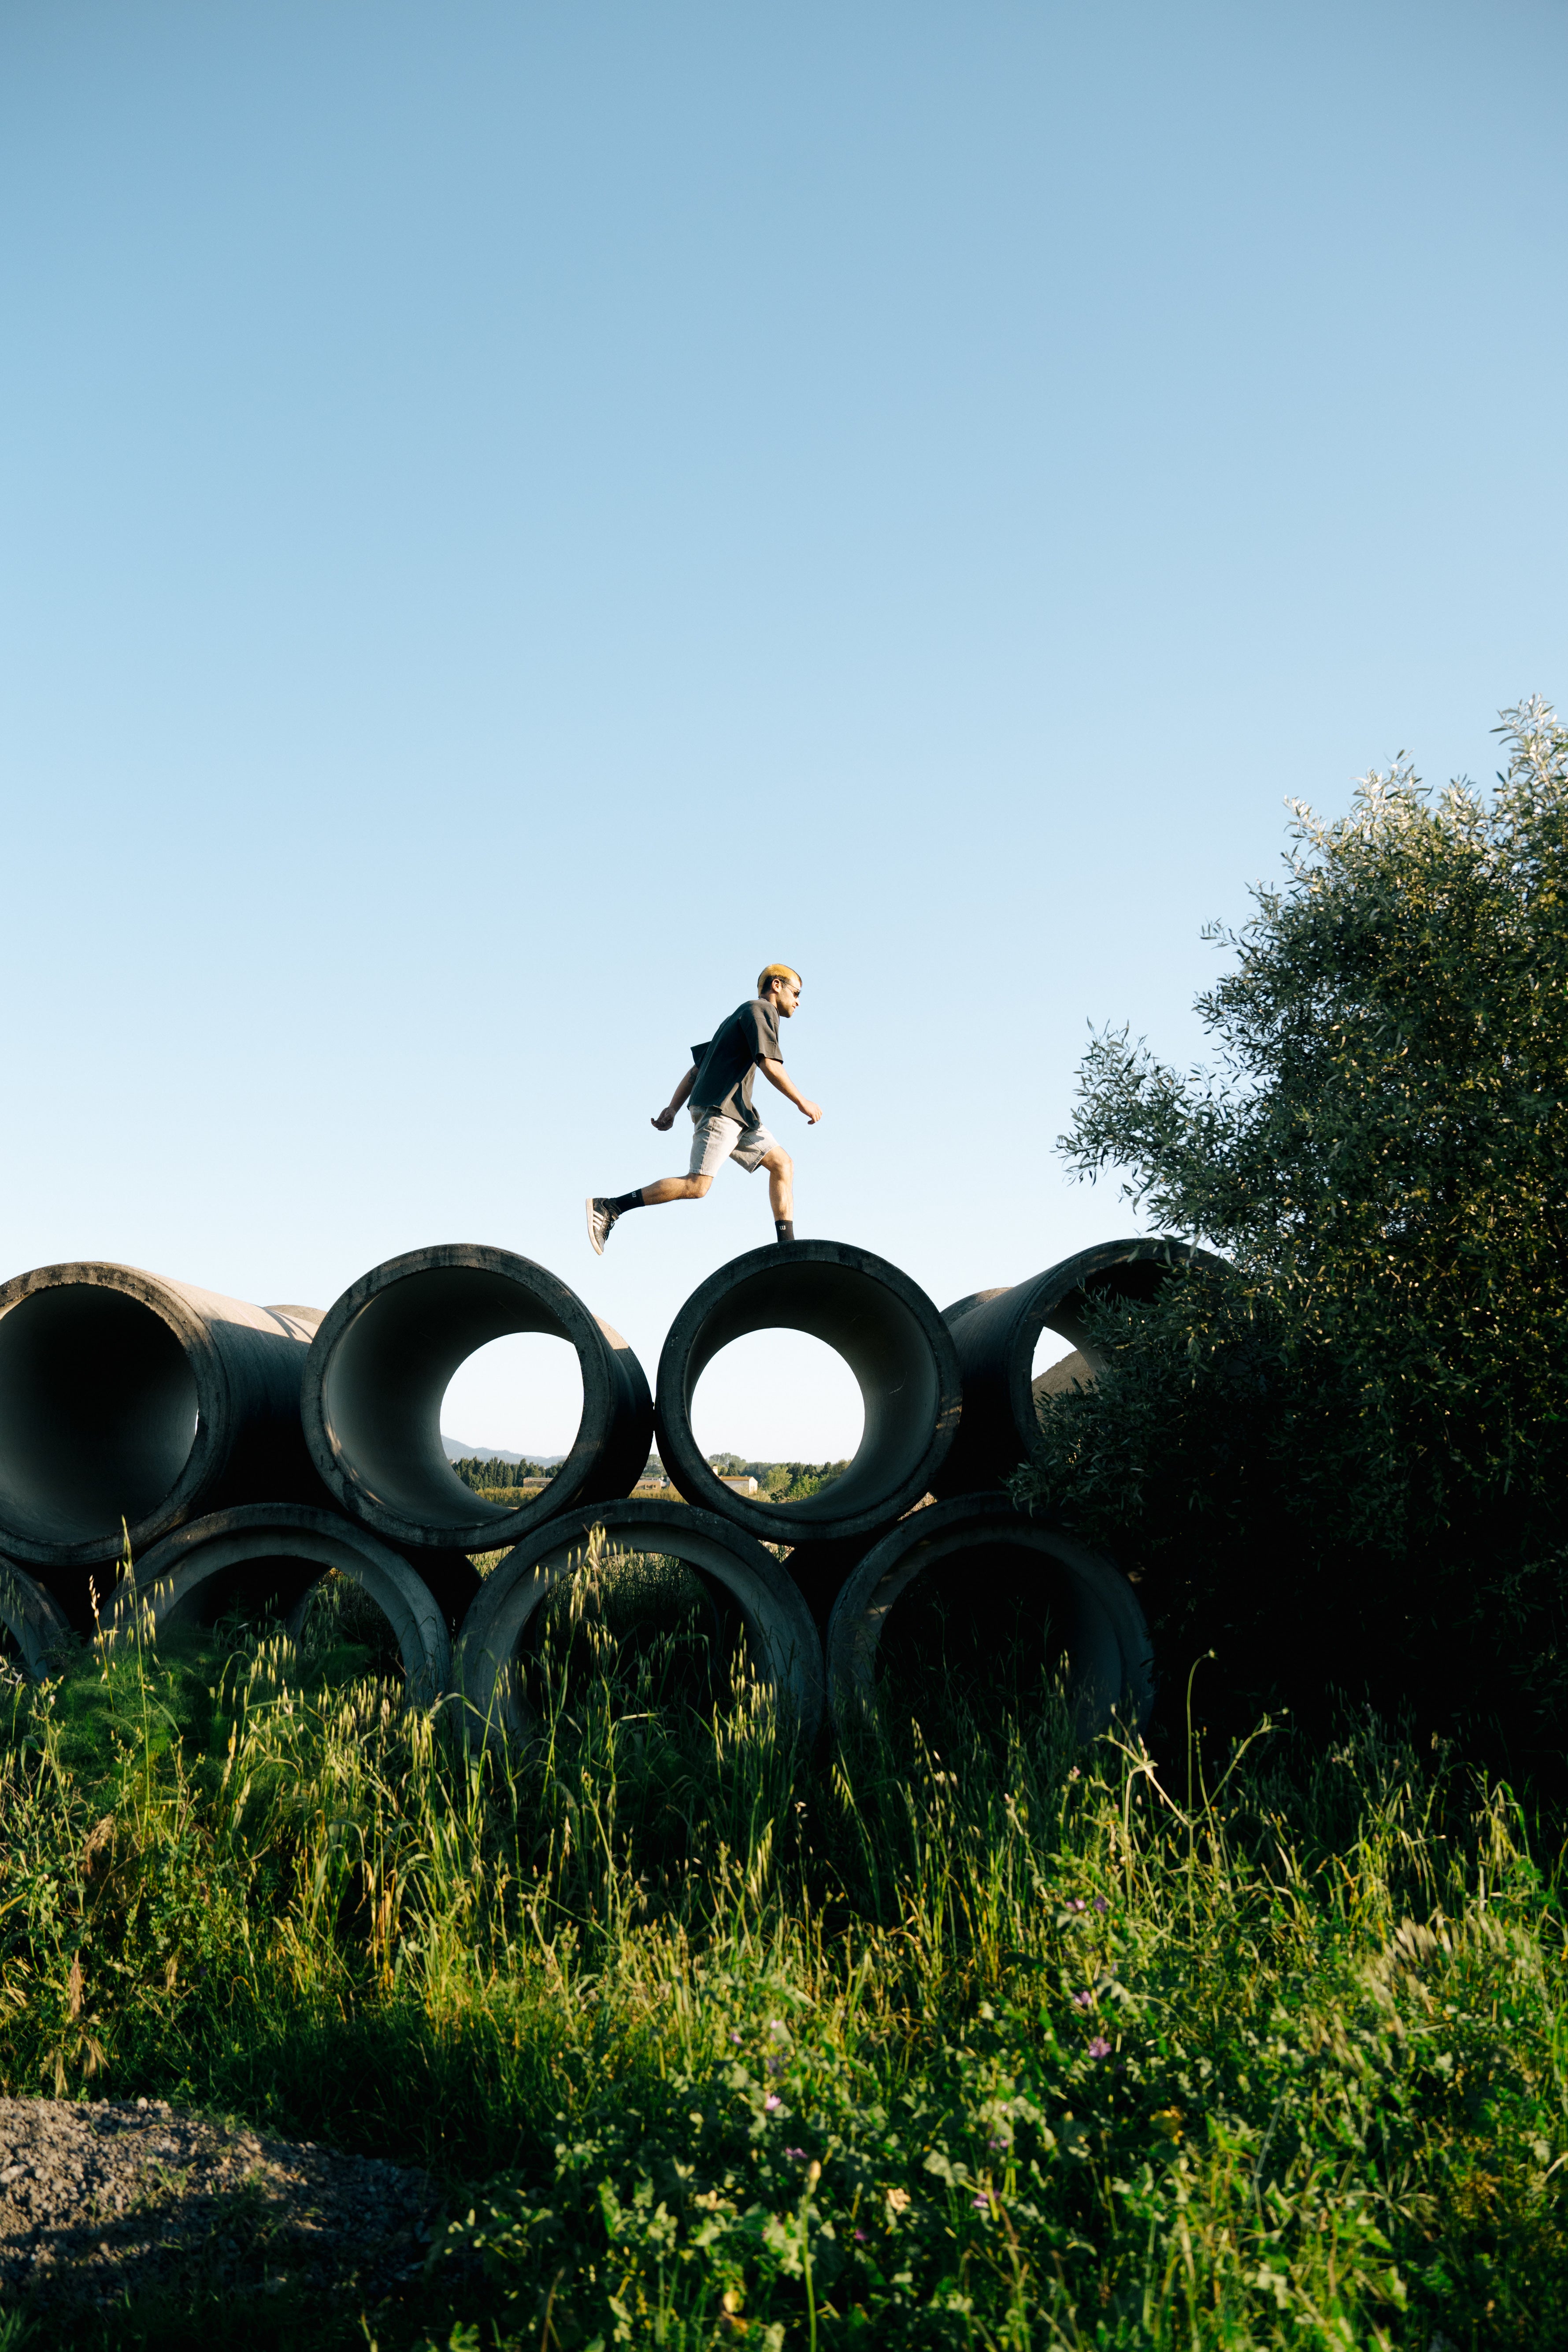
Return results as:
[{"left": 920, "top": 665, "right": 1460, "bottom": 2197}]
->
[{"left": 1019, "top": 701, "right": 1568, "bottom": 1750}]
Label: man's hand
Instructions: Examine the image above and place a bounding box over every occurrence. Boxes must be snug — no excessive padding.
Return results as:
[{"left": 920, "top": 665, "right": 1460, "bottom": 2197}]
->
[
  {"left": 651, "top": 1106, "right": 676, "bottom": 1131},
  {"left": 798, "top": 1098, "right": 823, "bottom": 1125}
]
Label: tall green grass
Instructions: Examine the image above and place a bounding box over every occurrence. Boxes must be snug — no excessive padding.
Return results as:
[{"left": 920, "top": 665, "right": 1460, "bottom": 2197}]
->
[{"left": 0, "top": 1552, "right": 1564, "bottom": 2348}]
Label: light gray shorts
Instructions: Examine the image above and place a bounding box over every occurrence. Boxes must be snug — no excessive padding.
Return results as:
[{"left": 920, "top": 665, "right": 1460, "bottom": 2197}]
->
[{"left": 689, "top": 1107, "right": 776, "bottom": 1177}]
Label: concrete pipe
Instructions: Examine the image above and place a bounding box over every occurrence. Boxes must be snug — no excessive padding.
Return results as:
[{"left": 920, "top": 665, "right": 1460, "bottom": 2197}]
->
[
  {"left": 101, "top": 1503, "right": 450, "bottom": 1707},
  {"left": 934, "top": 1237, "right": 1227, "bottom": 1499},
  {"left": 0, "top": 1557, "right": 73, "bottom": 1682},
  {"left": 454, "top": 1498, "right": 825, "bottom": 1750},
  {"left": 655, "top": 1241, "right": 962, "bottom": 1544},
  {"left": 0, "top": 1264, "right": 325, "bottom": 1579},
  {"left": 301, "top": 1244, "right": 652, "bottom": 1554},
  {"left": 826, "top": 1493, "right": 1154, "bottom": 1743}
]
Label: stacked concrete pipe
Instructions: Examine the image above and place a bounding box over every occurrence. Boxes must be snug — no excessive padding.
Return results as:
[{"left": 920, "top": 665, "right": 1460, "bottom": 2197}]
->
[
  {"left": 0, "top": 1263, "right": 328, "bottom": 1617},
  {"left": 0, "top": 1234, "right": 1184, "bottom": 1741},
  {"left": 825, "top": 1493, "right": 1154, "bottom": 1742},
  {"left": 302, "top": 1243, "right": 653, "bottom": 1556},
  {"left": 454, "top": 1497, "right": 823, "bottom": 1751},
  {"left": 101, "top": 1503, "right": 452, "bottom": 1708},
  {"left": 934, "top": 1236, "right": 1228, "bottom": 1501},
  {"left": 655, "top": 1240, "right": 961, "bottom": 1544}
]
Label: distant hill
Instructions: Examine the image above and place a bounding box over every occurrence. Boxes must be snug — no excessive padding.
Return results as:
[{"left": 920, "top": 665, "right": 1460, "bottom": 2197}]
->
[{"left": 441, "top": 1437, "right": 567, "bottom": 1467}]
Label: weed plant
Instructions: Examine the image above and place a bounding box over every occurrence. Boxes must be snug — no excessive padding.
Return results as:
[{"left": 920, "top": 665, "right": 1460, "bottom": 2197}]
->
[{"left": 0, "top": 1552, "right": 1563, "bottom": 2348}]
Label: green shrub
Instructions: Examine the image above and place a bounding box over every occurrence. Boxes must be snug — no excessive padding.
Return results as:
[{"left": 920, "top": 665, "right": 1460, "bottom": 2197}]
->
[{"left": 1018, "top": 700, "right": 1568, "bottom": 1762}]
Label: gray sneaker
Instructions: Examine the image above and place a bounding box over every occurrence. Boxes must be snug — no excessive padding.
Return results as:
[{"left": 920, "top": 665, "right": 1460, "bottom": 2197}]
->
[{"left": 586, "top": 1197, "right": 618, "bottom": 1256}]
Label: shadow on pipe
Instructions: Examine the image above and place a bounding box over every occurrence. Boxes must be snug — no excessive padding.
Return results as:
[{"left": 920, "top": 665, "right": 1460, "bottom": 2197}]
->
[
  {"left": 301, "top": 1244, "right": 652, "bottom": 1554},
  {"left": 934, "top": 1236, "right": 1228, "bottom": 1499},
  {"left": 655, "top": 1240, "right": 961, "bottom": 1544},
  {"left": 454, "top": 1498, "right": 824, "bottom": 1750},
  {"left": 0, "top": 1264, "right": 326, "bottom": 1577},
  {"left": 826, "top": 1493, "right": 1153, "bottom": 1744}
]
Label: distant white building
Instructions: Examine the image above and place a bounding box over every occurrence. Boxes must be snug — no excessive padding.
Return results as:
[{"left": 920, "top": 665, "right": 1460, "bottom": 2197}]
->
[{"left": 719, "top": 1474, "right": 759, "bottom": 1495}]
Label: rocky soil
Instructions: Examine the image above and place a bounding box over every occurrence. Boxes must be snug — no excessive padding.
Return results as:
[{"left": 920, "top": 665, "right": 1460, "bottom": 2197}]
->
[{"left": 0, "top": 2094, "right": 438, "bottom": 2312}]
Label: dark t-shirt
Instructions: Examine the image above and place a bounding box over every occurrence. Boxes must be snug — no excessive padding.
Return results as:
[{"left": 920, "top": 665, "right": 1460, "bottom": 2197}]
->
[{"left": 689, "top": 999, "right": 782, "bottom": 1131}]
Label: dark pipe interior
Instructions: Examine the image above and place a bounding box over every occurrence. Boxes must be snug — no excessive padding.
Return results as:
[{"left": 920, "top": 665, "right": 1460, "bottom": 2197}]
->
[
  {"left": 684, "top": 1261, "right": 939, "bottom": 1528},
  {"left": 321, "top": 1268, "right": 582, "bottom": 1532},
  {"left": 162, "top": 1554, "right": 322, "bottom": 1633},
  {"left": 0, "top": 1287, "right": 199, "bottom": 1545},
  {"left": 876, "top": 1539, "right": 1122, "bottom": 1727},
  {"left": 1038, "top": 1258, "right": 1179, "bottom": 1372},
  {"left": 513, "top": 1549, "right": 728, "bottom": 1719}
]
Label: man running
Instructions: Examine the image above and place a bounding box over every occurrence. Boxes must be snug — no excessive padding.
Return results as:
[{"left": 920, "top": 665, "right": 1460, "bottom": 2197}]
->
[{"left": 586, "top": 964, "right": 822, "bottom": 1254}]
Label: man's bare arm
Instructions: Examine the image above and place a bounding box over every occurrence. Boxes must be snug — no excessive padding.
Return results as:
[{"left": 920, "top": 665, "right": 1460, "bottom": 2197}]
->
[
  {"left": 759, "top": 1058, "right": 823, "bottom": 1124},
  {"left": 651, "top": 1065, "right": 697, "bottom": 1132}
]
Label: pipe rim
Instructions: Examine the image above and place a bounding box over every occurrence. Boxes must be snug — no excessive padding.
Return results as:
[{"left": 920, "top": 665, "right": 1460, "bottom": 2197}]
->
[
  {"left": 0, "top": 1262, "right": 233, "bottom": 1566},
  {"left": 826, "top": 1492, "right": 1153, "bottom": 1741},
  {"left": 105, "top": 1502, "right": 451, "bottom": 1706},
  {"left": 0, "top": 1554, "right": 73, "bottom": 1681},
  {"left": 454, "top": 1497, "right": 825, "bottom": 1749},
  {"left": 301, "top": 1243, "right": 649, "bottom": 1551},
  {"left": 654, "top": 1239, "right": 961, "bottom": 1542}
]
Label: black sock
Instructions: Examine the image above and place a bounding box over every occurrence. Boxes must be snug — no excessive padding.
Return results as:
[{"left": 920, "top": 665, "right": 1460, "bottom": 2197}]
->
[
  {"left": 775, "top": 1219, "right": 794, "bottom": 1243},
  {"left": 609, "top": 1190, "right": 644, "bottom": 1216}
]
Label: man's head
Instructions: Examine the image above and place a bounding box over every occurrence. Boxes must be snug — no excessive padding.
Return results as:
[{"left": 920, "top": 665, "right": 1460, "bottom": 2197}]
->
[{"left": 757, "top": 963, "right": 802, "bottom": 1017}]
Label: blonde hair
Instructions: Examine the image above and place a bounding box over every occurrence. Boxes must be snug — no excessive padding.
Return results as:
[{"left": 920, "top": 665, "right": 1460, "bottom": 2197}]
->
[{"left": 757, "top": 963, "right": 801, "bottom": 995}]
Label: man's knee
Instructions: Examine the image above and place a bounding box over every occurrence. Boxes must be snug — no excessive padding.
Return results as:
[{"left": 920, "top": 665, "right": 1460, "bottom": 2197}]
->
[{"left": 691, "top": 1173, "right": 712, "bottom": 1197}]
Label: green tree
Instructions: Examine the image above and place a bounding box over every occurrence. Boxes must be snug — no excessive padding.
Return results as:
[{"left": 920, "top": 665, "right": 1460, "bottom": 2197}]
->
[{"left": 1018, "top": 700, "right": 1568, "bottom": 1756}]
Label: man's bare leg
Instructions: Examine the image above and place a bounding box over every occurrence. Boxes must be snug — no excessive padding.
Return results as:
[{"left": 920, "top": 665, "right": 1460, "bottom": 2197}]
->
[
  {"left": 762, "top": 1143, "right": 794, "bottom": 1241},
  {"left": 635, "top": 1175, "right": 712, "bottom": 1205}
]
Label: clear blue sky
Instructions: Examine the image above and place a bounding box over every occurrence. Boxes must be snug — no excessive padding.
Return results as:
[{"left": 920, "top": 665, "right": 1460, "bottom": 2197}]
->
[{"left": 3, "top": 1, "right": 1564, "bottom": 1462}]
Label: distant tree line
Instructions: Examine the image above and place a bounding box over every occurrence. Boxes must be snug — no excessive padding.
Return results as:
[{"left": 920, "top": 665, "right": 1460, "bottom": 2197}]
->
[
  {"left": 706, "top": 1454, "right": 851, "bottom": 1502},
  {"left": 451, "top": 1457, "right": 556, "bottom": 1492}
]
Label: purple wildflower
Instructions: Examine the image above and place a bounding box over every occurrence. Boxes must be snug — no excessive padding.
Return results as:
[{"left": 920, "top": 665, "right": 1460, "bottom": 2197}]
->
[
  {"left": 854, "top": 2227, "right": 867, "bottom": 2242},
  {"left": 784, "top": 2147, "right": 806, "bottom": 2161},
  {"left": 1094, "top": 1895, "right": 1109, "bottom": 1914},
  {"left": 971, "top": 2192, "right": 989, "bottom": 2211},
  {"left": 765, "top": 2093, "right": 782, "bottom": 2112},
  {"left": 730, "top": 2029, "right": 743, "bottom": 2045},
  {"left": 1072, "top": 1989, "right": 1093, "bottom": 2009},
  {"left": 1088, "top": 2036, "right": 1111, "bottom": 2060},
  {"left": 1068, "top": 1896, "right": 1086, "bottom": 1914}
]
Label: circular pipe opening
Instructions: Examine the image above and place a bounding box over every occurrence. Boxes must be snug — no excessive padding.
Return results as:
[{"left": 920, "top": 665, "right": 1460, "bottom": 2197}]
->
[
  {"left": 0, "top": 1284, "right": 199, "bottom": 1548},
  {"left": 656, "top": 1242, "right": 961, "bottom": 1543},
  {"left": 106, "top": 1506, "right": 450, "bottom": 1706},
  {"left": 303, "top": 1246, "right": 652, "bottom": 1551},
  {"left": 827, "top": 1496, "right": 1152, "bottom": 1743},
  {"left": 455, "top": 1499, "right": 824, "bottom": 1750}
]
